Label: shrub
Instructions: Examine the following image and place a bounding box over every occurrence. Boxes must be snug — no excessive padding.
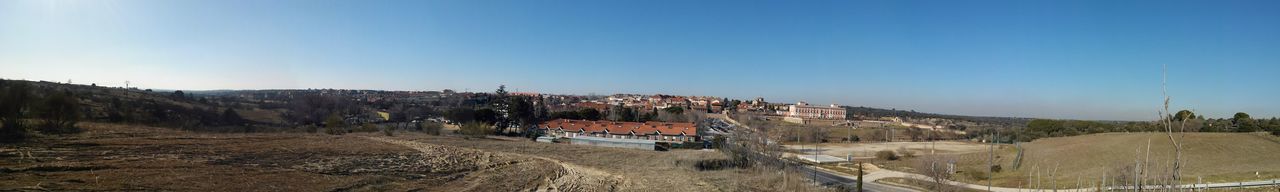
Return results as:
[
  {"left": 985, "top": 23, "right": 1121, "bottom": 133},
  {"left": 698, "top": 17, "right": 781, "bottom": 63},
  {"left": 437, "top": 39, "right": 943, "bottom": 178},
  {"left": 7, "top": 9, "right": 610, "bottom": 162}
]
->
[
  {"left": 421, "top": 122, "right": 443, "bottom": 136},
  {"left": 897, "top": 147, "right": 916, "bottom": 158},
  {"left": 963, "top": 167, "right": 989, "bottom": 180},
  {"left": 1, "top": 81, "right": 33, "bottom": 142},
  {"left": 37, "top": 91, "right": 82, "bottom": 135},
  {"left": 382, "top": 127, "right": 395, "bottom": 136},
  {"left": 324, "top": 126, "right": 345, "bottom": 135},
  {"left": 876, "top": 150, "right": 899, "bottom": 161},
  {"left": 324, "top": 113, "right": 345, "bottom": 135},
  {"left": 460, "top": 122, "right": 493, "bottom": 138},
  {"left": 0, "top": 124, "right": 26, "bottom": 143},
  {"left": 354, "top": 123, "right": 377, "bottom": 133},
  {"left": 990, "top": 164, "right": 1002, "bottom": 173}
]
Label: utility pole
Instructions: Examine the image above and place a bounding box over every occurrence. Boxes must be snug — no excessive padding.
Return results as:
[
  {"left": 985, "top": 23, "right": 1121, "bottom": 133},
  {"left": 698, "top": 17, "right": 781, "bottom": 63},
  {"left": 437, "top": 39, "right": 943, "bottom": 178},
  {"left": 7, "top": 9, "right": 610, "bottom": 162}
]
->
[
  {"left": 812, "top": 131, "right": 818, "bottom": 185},
  {"left": 989, "top": 131, "right": 996, "bottom": 192}
]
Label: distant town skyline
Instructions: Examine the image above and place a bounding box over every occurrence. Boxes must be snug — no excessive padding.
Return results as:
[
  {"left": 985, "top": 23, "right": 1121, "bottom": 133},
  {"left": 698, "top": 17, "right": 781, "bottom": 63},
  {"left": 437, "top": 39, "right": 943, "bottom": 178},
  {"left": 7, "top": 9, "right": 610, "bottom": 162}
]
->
[{"left": 3, "top": 0, "right": 1278, "bottom": 120}]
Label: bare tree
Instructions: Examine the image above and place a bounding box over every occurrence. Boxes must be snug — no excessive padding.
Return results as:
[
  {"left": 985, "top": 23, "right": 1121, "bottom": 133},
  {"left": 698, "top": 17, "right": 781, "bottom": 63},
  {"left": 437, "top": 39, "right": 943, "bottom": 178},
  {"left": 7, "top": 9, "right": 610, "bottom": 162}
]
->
[
  {"left": 915, "top": 155, "right": 956, "bottom": 191},
  {"left": 1159, "top": 65, "right": 1185, "bottom": 190}
]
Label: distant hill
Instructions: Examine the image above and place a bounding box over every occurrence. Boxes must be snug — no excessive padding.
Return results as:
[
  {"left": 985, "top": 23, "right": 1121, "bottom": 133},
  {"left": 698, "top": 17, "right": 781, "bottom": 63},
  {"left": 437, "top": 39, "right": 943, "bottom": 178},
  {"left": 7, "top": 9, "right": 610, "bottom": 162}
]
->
[{"left": 6, "top": 80, "right": 254, "bottom": 132}]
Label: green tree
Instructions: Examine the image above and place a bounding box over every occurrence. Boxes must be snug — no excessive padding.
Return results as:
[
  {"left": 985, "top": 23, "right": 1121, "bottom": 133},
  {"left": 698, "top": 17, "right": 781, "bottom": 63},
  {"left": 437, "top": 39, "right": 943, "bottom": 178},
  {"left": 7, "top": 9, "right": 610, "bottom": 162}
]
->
[
  {"left": 474, "top": 108, "right": 498, "bottom": 124},
  {"left": 705, "top": 102, "right": 712, "bottom": 113},
  {"left": 492, "top": 85, "right": 511, "bottom": 131},
  {"left": 1233, "top": 112, "right": 1259, "bottom": 132},
  {"left": 1173, "top": 110, "right": 1195, "bottom": 122},
  {"left": 664, "top": 106, "right": 684, "bottom": 114},
  {"left": 857, "top": 162, "right": 864, "bottom": 192},
  {"left": 578, "top": 108, "right": 601, "bottom": 120},
  {"left": 38, "top": 91, "right": 82, "bottom": 134},
  {"left": 505, "top": 96, "right": 536, "bottom": 134},
  {"left": 446, "top": 107, "right": 476, "bottom": 123},
  {"left": 1234, "top": 112, "right": 1251, "bottom": 121}
]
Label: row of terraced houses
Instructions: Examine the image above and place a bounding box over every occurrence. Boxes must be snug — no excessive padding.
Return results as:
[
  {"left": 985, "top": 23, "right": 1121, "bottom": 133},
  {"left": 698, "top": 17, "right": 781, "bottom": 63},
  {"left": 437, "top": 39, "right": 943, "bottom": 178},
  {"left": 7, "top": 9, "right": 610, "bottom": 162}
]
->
[{"left": 536, "top": 119, "right": 699, "bottom": 142}]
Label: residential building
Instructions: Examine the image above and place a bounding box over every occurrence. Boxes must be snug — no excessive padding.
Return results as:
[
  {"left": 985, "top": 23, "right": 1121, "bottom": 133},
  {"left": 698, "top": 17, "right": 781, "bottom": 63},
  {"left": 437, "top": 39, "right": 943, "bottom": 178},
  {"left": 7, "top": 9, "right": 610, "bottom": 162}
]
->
[
  {"left": 787, "top": 102, "right": 847, "bottom": 120},
  {"left": 537, "top": 119, "right": 699, "bottom": 142}
]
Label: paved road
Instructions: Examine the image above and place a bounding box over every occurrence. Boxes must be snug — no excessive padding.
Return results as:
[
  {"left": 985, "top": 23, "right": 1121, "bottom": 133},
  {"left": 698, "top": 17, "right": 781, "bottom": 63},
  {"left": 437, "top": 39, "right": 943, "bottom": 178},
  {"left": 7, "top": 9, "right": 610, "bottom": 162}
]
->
[
  {"left": 715, "top": 114, "right": 1280, "bottom": 192},
  {"left": 796, "top": 164, "right": 917, "bottom": 192},
  {"left": 711, "top": 115, "right": 917, "bottom": 192}
]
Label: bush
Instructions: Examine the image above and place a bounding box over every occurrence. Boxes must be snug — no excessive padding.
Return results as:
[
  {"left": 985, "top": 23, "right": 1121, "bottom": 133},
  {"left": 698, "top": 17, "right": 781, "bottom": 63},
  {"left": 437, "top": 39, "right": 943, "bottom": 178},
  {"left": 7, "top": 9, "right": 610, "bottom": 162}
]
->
[
  {"left": 1, "top": 81, "right": 33, "bottom": 142},
  {"left": 963, "top": 167, "right": 989, "bottom": 180},
  {"left": 36, "top": 91, "right": 82, "bottom": 135},
  {"left": 354, "top": 123, "right": 377, "bottom": 133},
  {"left": 897, "top": 147, "right": 916, "bottom": 158},
  {"left": 382, "top": 127, "right": 395, "bottom": 136},
  {"left": 460, "top": 121, "right": 493, "bottom": 138},
  {"left": 0, "top": 124, "right": 26, "bottom": 143},
  {"left": 876, "top": 150, "right": 899, "bottom": 161},
  {"left": 990, "top": 164, "right": 1002, "bottom": 173},
  {"left": 324, "top": 126, "right": 345, "bottom": 135},
  {"left": 421, "top": 122, "right": 443, "bottom": 136},
  {"left": 324, "top": 113, "right": 345, "bottom": 135}
]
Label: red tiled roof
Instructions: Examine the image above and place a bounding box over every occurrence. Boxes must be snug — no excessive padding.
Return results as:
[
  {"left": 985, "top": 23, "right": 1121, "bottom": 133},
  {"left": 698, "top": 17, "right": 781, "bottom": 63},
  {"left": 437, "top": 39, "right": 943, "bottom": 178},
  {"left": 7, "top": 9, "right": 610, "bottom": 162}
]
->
[{"left": 538, "top": 119, "right": 696, "bottom": 136}]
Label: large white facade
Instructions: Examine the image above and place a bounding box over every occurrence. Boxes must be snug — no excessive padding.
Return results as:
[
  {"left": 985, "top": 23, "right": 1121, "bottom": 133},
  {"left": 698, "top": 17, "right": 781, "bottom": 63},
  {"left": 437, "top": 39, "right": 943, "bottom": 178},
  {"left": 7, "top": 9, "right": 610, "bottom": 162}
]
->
[{"left": 787, "top": 102, "right": 846, "bottom": 120}]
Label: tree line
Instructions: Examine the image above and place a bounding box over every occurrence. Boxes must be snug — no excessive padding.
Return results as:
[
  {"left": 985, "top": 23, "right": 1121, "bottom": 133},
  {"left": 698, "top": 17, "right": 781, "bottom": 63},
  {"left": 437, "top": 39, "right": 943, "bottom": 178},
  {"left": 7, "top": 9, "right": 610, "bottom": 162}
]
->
[{"left": 974, "top": 110, "right": 1280, "bottom": 142}]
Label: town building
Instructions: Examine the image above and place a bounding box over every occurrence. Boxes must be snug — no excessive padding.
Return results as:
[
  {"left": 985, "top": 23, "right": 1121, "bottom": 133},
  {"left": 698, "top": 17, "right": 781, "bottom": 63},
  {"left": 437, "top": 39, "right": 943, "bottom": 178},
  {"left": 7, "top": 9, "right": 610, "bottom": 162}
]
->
[
  {"left": 536, "top": 119, "right": 699, "bottom": 142},
  {"left": 787, "top": 102, "right": 847, "bottom": 120}
]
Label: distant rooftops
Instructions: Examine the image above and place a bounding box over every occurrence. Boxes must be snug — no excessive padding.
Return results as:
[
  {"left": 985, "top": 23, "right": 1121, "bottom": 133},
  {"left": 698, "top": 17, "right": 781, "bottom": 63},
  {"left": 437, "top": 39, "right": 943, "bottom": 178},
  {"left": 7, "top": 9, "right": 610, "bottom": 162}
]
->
[{"left": 538, "top": 119, "right": 697, "bottom": 136}]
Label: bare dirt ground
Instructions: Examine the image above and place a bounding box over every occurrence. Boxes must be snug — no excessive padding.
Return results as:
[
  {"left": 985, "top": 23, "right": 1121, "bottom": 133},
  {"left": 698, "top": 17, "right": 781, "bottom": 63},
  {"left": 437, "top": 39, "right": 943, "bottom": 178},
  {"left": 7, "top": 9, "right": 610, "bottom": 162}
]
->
[
  {"left": 0, "top": 122, "right": 833, "bottom": 191},
  {"left": 786, "top": 141, "right": 990, "bottom": 158},
  {"left": 391, "top": 134, "right": 834, "bottom": 192}
]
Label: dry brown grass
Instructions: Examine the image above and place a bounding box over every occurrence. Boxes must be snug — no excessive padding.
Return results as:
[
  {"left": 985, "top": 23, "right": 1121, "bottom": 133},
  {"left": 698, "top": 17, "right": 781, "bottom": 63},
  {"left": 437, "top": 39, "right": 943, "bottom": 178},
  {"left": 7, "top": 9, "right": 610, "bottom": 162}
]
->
[
  {"left": 394, "top": 133, "right": 835, "bottom": 192},
  {"left": 910, "top": 132, "right": 1280, "bottom": 189},
  {"left": 234, "top": 108, "right": 286, "bottom": 124},
  {"left": 0, "top": 122, "right": 837, "bottom": 191}
]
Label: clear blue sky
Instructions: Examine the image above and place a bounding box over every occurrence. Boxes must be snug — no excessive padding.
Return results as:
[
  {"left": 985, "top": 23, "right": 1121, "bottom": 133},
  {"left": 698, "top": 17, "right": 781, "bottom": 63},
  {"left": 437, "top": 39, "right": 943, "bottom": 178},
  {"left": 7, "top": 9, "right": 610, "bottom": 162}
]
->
[{"left": 2, "top": 0, "right": 1278, "bottom": 120}]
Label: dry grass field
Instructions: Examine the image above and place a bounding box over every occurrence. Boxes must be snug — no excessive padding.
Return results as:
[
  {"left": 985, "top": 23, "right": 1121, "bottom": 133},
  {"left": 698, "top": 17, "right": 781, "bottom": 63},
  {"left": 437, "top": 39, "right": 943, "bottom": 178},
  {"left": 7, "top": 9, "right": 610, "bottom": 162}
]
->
[
  {"left": 906, "top": 132, "right": 1280, "bottom": 189},
  {"left": 787, "top": 141, "right": 990, "bottom": 159},
  {"left": 0, "top": 122, "right": 833, "bottom": 191}
]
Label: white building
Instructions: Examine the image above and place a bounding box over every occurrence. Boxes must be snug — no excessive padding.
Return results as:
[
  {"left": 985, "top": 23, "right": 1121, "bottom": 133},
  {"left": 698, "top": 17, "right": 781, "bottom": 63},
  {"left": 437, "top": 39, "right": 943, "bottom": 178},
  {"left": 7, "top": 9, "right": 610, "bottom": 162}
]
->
[{"left": 787, "top": 102, "right": 846, "bottom": 120}]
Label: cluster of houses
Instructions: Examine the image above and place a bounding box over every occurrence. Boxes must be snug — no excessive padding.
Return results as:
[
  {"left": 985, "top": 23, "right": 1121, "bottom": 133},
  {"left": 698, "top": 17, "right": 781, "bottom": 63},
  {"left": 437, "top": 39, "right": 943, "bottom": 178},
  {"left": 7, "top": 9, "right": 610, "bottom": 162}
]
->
[{"left": 536, "top": 119, "right": 700, "bottom": 142}]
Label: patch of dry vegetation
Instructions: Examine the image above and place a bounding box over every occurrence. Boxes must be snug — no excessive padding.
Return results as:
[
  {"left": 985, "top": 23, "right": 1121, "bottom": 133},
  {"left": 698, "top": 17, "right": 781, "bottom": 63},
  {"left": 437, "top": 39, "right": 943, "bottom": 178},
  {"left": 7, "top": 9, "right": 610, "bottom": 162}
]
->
[
  {"left": 916, "top": 132, "right": 1280, "bottom": 189},
  {"left": 0, "top": 122, "right": 838, "bottom": 191}
]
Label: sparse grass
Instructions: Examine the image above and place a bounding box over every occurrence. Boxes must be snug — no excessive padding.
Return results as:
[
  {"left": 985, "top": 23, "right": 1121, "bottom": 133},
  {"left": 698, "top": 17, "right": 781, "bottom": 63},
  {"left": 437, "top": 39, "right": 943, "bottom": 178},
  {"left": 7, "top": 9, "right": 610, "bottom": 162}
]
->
[
  {"left": 913, "top": 132, "right": 1280, "bottom": 189},
  {"left": 819, "top": 162, "right": 865, "bottom": 176},
  {"left": 234, "top": 109, "right": 285, "bottom": 124},
  {"left": 3, "top": 122, "right": 838, "bottom": 191},
  {"left": 877, "top": 177, "right": 986, "bottom": 192}
]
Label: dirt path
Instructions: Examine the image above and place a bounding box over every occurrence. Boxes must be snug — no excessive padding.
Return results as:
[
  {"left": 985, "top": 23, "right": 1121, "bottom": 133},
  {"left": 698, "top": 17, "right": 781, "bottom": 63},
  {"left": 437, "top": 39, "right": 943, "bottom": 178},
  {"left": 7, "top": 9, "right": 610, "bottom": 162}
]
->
[{"left": 363, "top": 136, "right": 624, "bottom": 192}]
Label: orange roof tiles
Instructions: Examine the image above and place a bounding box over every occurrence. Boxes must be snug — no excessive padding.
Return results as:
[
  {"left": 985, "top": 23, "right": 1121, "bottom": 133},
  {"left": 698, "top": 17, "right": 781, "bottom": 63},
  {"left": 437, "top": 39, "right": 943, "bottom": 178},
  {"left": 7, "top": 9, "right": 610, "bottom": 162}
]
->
[{"left": 539, "top": 119, "right": 696, "bottom": 136}]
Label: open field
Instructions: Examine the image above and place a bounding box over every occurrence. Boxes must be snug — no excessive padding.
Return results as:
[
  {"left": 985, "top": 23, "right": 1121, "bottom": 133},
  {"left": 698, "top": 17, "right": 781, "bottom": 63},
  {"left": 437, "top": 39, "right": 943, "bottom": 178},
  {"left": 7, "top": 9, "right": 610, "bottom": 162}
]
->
[
  {"left": 787, "top": 141, "right": 990, "bottom": 159},
  {"left": 0, "top": 122, "right": 832, "bottom": 191},
  {"left": 899, "top": 132, "right": 1280, "bottom": 189}
]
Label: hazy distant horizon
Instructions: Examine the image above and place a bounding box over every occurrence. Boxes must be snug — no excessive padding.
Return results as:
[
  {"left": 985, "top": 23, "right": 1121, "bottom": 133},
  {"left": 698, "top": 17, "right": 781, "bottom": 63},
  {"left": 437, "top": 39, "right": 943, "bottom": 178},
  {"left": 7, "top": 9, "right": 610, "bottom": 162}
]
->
[{"left": 3, "top": 0, "right": 1278, "bottom": 121}]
